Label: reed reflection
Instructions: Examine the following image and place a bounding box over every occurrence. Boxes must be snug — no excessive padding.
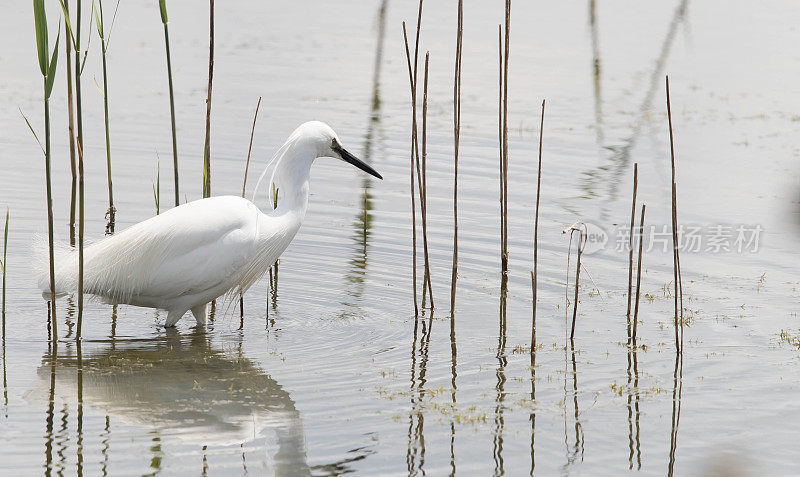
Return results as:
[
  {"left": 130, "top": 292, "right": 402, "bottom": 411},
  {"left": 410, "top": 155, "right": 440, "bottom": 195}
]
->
[
  {"left": 343, "top": 0, "right": 387, "bottom": 315},
  {"left": 406, "top": 310, "right": 433, "bottom": 476},
  {"left": 627, "top": 338, "right": 641, "bottom": 470},
  {"left": 44, "top": 341, "right": 56, "bottom": 477},
  {"left": 580, "top": 0, "right": 689, "bottom": 207},
  {"left": 668, "top": 352, "right": 683, "bottom": 476},
  {"left": 563, "top": 339, "right": 584, "bottom": 472},
  {"left": 449, "top": 308, "right": 458, "bottom": 477},
  {"left": 589, "top": 0, "right": 604, "bottom": 146},
  {"left": 493, "top": 276, "right": 508, "bottom": 476}
]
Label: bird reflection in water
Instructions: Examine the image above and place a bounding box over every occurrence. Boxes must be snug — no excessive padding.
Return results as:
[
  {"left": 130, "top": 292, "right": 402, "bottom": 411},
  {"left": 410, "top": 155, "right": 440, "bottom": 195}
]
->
[{"left": 33, "top": 330, "right": 325, "bottom": 475}]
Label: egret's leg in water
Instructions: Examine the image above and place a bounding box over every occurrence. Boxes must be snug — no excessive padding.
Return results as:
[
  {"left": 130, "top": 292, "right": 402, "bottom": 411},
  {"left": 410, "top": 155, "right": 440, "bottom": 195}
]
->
[
  {"left": 191, "top": 304, "right": 208, "bottom": 326},
  {"left": 165, "top": 309, "right": 187, "bottom": 327}
]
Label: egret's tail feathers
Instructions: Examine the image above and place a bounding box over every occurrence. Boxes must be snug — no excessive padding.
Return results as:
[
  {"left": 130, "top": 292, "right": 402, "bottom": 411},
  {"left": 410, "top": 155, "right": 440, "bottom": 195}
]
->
[
  {"left": 33, "top": 234, "right": 76, "bottom": 297},
  {"left": 34, "top": 227, "right": 170, "bottom": 304}
]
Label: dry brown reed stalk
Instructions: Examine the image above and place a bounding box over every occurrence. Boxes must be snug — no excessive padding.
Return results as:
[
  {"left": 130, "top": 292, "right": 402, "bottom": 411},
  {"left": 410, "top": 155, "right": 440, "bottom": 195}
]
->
[
  {"left": 239, "top": 96, "right": 262, "bottom": 323},
  {"left": 402, "top": 11, "right": 434, "bottom": 315},
  {"left": 531, "top": 99, "right": 544, "bottom": 351},
  {"left": 626, "top": 163, "right": 638, "bottom": 320},
  {"left": 401, "top": 23, "right": 419, "bottom": 316},
  {"left": 420, "top": 52, "right": 433, "bottom": 310},
  {"left": 633, "top": 203, "right": 645, "bottom": 341},
  {"left": 500, "top": 0, "right": 511, "bottom": 274},
  {"left": 410, "top": 4, "right": 433, "bottom": 311},
  {"left": 202, "top": 0, "right": 214, "bottom": 199},
  {"left": 562, "top": 222, "right": 583, "bottom": 342},
  {"left": 665, "top": 75, "right": 682, "bottom": 353},
  {"left": 450, "top": 0, "right": 462, "bottom": 317},
  {"left": 2, "top": 209, "right": 8, "bottom": 338},
  {"left": 497, "top": 26, "right": 504, "bottom": 275},
  {"left": 570, "top": 230, "right": 585, "bottom": 341}
]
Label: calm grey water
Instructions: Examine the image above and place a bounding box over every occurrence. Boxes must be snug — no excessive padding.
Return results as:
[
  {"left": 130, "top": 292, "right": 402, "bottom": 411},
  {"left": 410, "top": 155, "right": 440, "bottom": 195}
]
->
[{"left": 2, "top": 0, "right": 800, "bottom": 475}]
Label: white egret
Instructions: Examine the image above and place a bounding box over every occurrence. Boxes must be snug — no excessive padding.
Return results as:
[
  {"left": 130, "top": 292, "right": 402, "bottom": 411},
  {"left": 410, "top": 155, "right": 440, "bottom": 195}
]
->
[{"left": 37, "top": 121, "right": 382, "bottom": 327}]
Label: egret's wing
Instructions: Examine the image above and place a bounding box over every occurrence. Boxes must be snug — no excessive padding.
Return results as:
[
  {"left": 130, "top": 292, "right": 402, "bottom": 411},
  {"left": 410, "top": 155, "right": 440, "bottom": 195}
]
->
[{"left": 77, "top": 197, "right": 264, "bottom": 303}]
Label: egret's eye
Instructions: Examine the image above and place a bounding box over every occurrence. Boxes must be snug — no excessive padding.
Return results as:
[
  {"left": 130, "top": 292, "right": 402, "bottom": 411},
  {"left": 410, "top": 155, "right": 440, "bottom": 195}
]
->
[{"left": 331, "top": 139, "right": 343, "bottom": 155}]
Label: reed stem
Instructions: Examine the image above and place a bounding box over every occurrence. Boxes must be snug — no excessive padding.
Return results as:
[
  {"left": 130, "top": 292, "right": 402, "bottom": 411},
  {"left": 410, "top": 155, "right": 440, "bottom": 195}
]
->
[
  {"left": 98, "top": 0, "right": 115, "bottom": 235},
  {"left": 203, "top": 0, "right": 214, "bottom": 198},
  {"left": 75, "top": 0, "right": 85, "bottom": 339},
  {"left": 570, "top": 230, "right": 584, "bottom": 341},
  {"left": 2, "top": 209, "right": 9, "bottom": 338},
  {"left": 450, "top": 0, "right": 462, "bottom": 316},
  {"left": 242, "top": 97, "right": 262, "bottom": 197},
  {"left": 666, "top": 75, "right": 682, "bottom": 354},
  {"left": 240, "top": 96, "right": 262, "bottom": 322},
  {"left": 34, "top": 0, "right": 60, "bottom": 338},
  {"left": 420, "top": 52, "right": 433, "bottom": 309},
  {"left": 531, "top": 100, "right": 544, "bottom": 351},
  {"left": 45, "top": 92, "right": 58, "bottom": 338},
  {"left": 626, "top": 163, "right": 638, "bottom": 320},
  {"left": 501, "top": 1, "right": 511, "bottom": 274},
  {"left": 65, "top": 0, "right": 77, "bottom": 246},
  {"left": 159, "top": 0, "right": 179, "bottom": 206},
  {"left": 633, "top": 204, "right": 645, "bottom": 341},
  {"left": 401, "top": 22, "right": 419, "bottom": 316},
  {"left": 498, "top": 25, "right": 504, "bottom": 273}
]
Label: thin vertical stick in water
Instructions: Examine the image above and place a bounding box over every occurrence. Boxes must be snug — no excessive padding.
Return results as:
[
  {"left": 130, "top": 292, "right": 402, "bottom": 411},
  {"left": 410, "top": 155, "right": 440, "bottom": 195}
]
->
[
  {"left": 531, "top": 100, "right": 544, "bottom": 351},
  {"left": 65, "top": 0, "right": 77, "bottom": 246},
  {"left": 498, "top": 25, "right": 505, "bottom": 274},
  {"left": 2, "top": 209, "right": 8, "bottom": 338},
  {"left": 420, "top": 52, "right": 433, "bottom": 309},
  {"left": 242, "top": 97, "right": 262, "bottom": 197},
  {"left": 570, "top": 231, "right": 584, "bottom": 341},
  {"left": 77, "top": 138, "right": 85, "bottom": 339},
  {"left": 450, "top": 0, "right": 463, "bottom": 316},
  {"left": 402, "top": 23, "right": 419, "bottom": 316},
  {"left": 96, "top": 0, "right": 116, "bottom": 234},
  {"left": 633, "top": 204, "right": 645, "bottom": 341},
  {"left": 501, "top": 0, "right": 511, "bottom": 274},
  {"left": 240, "top": 96, "right": 262, "bottom": 321},
  {"left": 626, "top": 163, "right": 638, "bottom": 321},
  {"left": 666, "top": 75, "right": 682, "bottom": 354},
  {"left": 159, "top": 0, "right": 180, "bottom": 206},
  {"left": 75, "top": 0, "right": 86, "bottom": 336},
  {"left": 203, "top": 0, "right": 214, "bottom": 198}
]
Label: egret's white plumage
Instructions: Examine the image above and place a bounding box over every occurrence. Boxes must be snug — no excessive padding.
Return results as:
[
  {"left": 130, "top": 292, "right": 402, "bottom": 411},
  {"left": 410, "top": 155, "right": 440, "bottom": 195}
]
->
[{"left": 36, "top": 121, "right": 382, "bottom": 327}]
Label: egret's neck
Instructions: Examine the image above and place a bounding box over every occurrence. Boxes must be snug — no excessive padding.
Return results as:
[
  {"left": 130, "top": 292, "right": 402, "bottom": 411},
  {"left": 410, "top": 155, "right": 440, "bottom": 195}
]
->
[{"left": 269, "top": 146, "right": 315, "bottom": 222}]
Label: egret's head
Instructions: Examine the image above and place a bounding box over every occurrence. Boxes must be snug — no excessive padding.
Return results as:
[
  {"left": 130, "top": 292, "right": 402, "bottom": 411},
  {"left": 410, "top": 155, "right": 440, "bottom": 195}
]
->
[{"left": 296, "top": 121, "right": 383, "bottom": 180}]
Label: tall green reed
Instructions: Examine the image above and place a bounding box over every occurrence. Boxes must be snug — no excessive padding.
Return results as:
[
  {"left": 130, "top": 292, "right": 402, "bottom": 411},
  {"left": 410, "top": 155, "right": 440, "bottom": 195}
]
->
[
  {"left": 159, "top": 0, "right": 180, "bottom": 206},
  {"left": 153, "top": 159, "right": 160, "bottom": 215},
  {"left": 58, "top": 0, "right": 89, "bottom": 339},
  {"left": 64, "top": 0, "right": 77, "bottom": 246},
  {"left": 202, "top": 0, "right": 214, "bottom": 198},
  {"left": 33, "top": 0, "right": 60, "bottom": 339},
  {"left": 94, "top": 0, "right": 119, "bottom": 234},
  {"left": 240, "top": 96, "right": 262, "bottom": 322}
]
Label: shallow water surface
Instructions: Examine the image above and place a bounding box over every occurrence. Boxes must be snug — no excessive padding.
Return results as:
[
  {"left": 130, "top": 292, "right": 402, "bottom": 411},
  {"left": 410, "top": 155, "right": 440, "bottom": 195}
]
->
[{"left": 2, "top": 0, "right": 800, "bottom": 475}]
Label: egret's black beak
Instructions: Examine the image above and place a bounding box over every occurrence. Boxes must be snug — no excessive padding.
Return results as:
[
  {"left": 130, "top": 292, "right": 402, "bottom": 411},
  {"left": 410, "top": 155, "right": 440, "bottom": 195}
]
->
[{"left": 334, "top": 144, "right": 383, "bottom": 180}]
